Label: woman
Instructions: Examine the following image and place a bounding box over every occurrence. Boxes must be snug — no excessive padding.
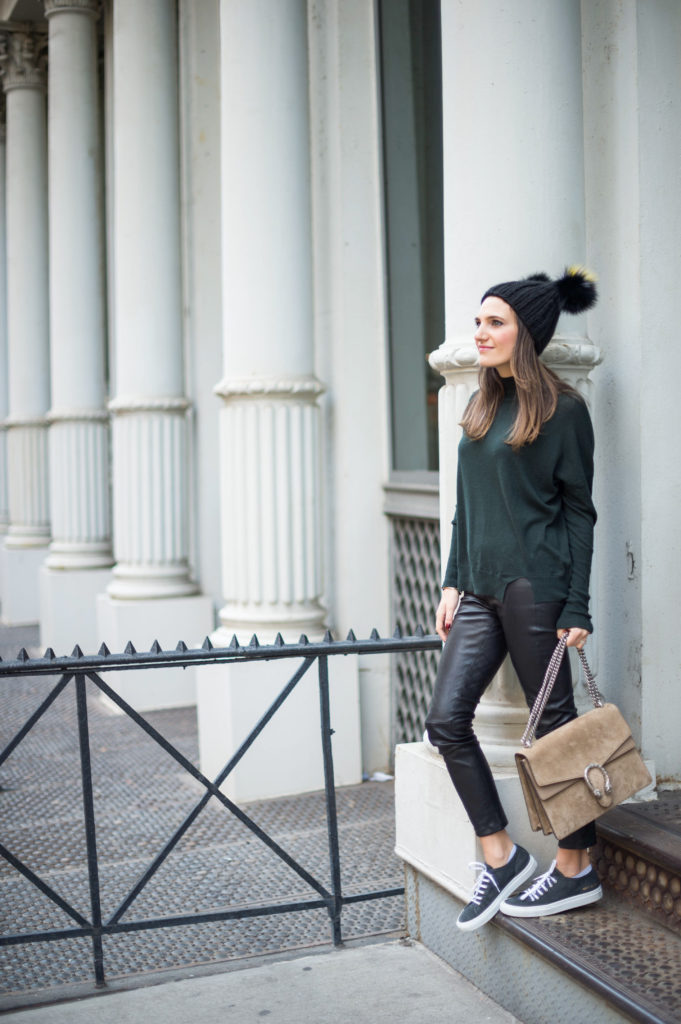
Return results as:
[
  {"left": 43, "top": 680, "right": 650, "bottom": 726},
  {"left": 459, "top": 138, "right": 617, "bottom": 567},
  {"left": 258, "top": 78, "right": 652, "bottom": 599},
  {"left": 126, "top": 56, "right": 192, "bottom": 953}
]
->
[{"left": 425, "top": 267, "right": 602, "bottom": 932}]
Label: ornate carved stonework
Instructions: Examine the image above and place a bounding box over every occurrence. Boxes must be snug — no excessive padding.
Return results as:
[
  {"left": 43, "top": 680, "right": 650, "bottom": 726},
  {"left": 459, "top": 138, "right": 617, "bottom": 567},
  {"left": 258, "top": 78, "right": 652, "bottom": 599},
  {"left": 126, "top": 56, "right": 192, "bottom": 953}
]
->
[
  {"left": 429, "top": 334, "right": 602, "bottom": 375},
  {"left": 46, "top": 407, "right": 109, "bottom": 425},
  {"left": 428, "top": 338, "right": 478, "bottom": 374},
  {"left": 214, "top": 375, "right": 326, "bottom": 401},
  {"left": 108, "top": 395, "right": 191, "bottom": 415},
  {"left": 543, "top": 336, "right": 602, "bottom": 367},
  {"left": 0, "top": 32, "right": 48, "bottom": 92}
]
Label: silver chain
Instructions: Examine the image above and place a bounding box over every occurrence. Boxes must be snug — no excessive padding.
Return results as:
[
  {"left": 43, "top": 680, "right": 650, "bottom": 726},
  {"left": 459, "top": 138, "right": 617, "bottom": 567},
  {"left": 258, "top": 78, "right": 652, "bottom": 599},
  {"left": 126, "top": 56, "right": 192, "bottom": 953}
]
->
[{"left": 520, "top": 634, "right": 605, "bottom": 748}]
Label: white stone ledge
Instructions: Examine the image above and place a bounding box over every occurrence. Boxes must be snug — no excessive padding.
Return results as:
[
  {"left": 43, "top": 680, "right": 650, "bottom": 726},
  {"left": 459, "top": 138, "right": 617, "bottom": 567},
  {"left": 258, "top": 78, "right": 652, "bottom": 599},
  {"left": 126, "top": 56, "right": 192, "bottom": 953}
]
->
[{"left": 395, "top": 742, "right": 559, "bottom": 903}]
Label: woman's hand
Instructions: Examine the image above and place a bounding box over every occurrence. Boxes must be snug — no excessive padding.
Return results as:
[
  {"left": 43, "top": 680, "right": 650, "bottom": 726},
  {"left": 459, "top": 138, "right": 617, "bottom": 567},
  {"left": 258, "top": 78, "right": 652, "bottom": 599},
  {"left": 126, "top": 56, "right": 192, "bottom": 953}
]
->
[
  {"left": 436, "top": 588, "right": 460, "bottom": 643},
  {"left": 557, "top": 627, "right": 590, "bottom": 650}
]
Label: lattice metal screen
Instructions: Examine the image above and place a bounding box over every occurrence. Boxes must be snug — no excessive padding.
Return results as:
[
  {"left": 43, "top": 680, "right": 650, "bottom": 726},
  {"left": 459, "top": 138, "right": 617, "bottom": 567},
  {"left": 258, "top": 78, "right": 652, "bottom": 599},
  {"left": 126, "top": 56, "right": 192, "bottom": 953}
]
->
[{"left": 391, "top": 515, "right": 442, "bottom": 744}]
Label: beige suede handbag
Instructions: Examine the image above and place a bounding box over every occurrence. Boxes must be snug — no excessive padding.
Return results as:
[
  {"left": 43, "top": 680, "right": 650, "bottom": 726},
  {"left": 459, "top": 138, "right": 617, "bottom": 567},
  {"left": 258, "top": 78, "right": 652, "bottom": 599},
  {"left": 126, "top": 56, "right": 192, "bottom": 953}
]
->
[{"left": 516, "top": 634, "right": 652, "bottom": 840}]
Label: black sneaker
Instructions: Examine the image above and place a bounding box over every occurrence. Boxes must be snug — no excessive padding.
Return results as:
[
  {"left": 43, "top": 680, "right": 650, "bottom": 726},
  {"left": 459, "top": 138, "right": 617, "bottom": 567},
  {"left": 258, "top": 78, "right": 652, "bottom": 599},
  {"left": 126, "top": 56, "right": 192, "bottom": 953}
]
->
[
  {"left": 500, "top": 859, "right": 603, "bottom": 918},
  {"left": 456, "top": 846, "right": 537, "bottom": 932}
]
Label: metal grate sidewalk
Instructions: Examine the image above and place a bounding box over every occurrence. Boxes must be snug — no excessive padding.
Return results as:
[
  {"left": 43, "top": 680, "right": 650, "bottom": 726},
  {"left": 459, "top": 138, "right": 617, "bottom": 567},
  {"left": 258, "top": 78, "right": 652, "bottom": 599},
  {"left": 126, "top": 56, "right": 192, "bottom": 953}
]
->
[{"left": 0, "top": 626, "right": 404, "bottom": 1001}]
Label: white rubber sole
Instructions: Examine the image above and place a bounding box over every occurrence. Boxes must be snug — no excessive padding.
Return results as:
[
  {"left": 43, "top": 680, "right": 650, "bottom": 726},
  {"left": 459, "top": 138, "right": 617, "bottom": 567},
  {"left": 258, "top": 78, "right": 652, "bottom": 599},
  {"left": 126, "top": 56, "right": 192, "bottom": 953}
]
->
[
  {"left": 456, "top": 853, "right": 538, "bottom": 932},
  {"left": 500, "top": 884, "right": 603, "bottom": 918}
]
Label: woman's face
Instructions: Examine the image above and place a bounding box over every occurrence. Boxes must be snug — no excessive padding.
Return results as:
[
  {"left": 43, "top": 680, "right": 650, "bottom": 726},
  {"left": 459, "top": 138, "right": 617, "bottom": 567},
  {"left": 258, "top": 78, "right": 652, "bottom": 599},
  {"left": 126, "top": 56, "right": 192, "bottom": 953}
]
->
[{"left": 474, "top": 296, "right": 518, "bottom": 377}]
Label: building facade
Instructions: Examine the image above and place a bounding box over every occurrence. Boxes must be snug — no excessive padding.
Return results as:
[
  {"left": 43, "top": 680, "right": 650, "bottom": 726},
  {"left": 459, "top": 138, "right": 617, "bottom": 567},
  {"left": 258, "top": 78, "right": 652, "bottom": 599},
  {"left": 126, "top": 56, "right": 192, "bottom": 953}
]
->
[{"left": 0, "top": 0, "right": 680, "bottom": 796}]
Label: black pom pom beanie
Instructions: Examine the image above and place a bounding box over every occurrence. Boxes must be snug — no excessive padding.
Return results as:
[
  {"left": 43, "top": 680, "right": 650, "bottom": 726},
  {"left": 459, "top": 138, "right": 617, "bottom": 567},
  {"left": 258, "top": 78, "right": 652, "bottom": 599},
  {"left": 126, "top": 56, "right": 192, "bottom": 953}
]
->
[{"left": 481, "top": 267, "right": 598, "bottom": 355}]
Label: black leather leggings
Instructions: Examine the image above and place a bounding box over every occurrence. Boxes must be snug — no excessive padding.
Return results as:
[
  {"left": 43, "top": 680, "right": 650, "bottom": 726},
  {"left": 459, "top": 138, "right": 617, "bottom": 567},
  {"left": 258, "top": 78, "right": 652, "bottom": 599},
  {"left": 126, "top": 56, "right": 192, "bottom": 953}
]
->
[{"left": 425, "top": 578, "right": 596, "bottom": 850}]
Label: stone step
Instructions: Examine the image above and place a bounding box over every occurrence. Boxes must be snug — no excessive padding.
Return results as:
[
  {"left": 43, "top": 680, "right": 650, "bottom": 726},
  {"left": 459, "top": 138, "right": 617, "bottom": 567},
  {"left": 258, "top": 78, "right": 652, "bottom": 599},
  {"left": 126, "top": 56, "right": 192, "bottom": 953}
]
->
[
  {"left": 397, "top": 744, "right": 681, "bottom": 1021},
  {"left": 492, "top": 794, "right": 681, "bottom": 1021},
  {"left": 593, "top": 796, "right": 681, "bottom": 935},
  {"left": 406, "top": 866, "right": 681, "bottom": 1024},
  {"left": 496, "top": 890, "right": 681, "bottom": 1024}
]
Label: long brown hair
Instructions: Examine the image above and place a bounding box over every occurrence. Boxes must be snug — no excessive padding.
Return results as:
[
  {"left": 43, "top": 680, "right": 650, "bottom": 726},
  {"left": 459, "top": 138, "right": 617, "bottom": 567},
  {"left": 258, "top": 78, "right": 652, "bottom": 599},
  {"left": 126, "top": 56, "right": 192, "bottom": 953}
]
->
[{"left": 460, "top": 320, "right": 577, "bottom": 449}]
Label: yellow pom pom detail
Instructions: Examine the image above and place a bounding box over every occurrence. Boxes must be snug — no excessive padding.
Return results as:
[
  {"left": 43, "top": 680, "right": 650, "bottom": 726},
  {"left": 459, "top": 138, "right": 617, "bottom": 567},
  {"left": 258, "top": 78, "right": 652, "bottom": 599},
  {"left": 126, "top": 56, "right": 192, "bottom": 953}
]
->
[{"left": 566, "top": 264, "right": 598, "bottom": 283}]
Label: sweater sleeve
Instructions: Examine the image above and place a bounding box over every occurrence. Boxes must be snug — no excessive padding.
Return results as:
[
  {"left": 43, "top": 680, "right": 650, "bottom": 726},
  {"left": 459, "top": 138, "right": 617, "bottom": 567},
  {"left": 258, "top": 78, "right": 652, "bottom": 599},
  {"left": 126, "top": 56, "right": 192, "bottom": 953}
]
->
[
  {"left": 553, "top": 397, "right": 597, "bottom": 632},
  {"left": 442, "top": 515, "right": 458, "bottom": 589}
]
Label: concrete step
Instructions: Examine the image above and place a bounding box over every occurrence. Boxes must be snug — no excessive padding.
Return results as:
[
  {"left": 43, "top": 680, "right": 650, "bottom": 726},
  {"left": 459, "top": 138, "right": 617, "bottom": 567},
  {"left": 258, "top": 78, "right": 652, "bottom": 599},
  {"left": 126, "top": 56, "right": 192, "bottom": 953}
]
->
[
  {"left": 491, "top": 795, "right": 681, "bottom": 1022},
  {"left": 496, "top": 888, "right": 681, "bottom": 1023},
  {"left": 593, "top": 794, "right": 681, "bottom": 935},
  {"left": 406, "top": 866, "right": 681, "bottom": 1024}
]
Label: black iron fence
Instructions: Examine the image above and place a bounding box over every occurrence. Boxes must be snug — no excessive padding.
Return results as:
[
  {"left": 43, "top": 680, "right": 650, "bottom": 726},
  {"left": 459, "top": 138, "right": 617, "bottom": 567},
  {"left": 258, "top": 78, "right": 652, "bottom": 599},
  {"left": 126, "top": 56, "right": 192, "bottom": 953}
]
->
[{"left": 0, "top": 628, "right": 439, "bottom": 988}]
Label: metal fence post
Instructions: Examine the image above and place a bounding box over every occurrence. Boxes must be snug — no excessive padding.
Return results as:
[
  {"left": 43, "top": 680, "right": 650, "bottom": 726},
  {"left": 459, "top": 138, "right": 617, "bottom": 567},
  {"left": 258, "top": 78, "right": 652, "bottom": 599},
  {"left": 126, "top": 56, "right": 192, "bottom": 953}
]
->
[
  {"left": 75, "top": 673, "right": 106, "bottom": 987},
  {"left": 318, "top": 655, "right": 343, "bottom": 945}
]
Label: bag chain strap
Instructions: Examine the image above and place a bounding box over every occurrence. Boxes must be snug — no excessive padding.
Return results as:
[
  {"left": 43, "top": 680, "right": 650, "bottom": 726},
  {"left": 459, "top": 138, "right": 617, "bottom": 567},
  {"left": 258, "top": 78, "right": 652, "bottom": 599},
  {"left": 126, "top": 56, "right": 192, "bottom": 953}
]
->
[{"left": 520, "top": 634, "right": 605, "bottom": 748}]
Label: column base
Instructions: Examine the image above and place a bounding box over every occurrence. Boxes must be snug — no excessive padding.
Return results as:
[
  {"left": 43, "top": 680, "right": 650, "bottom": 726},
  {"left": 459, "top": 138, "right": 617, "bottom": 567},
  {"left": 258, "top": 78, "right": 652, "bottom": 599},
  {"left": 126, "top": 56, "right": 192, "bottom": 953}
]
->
[
  {"left": 1, "top": 542, "right": 49, "bottom": 625},
  {"left": 40, "top": 565, "right": 113, "bottom": 656},
  {"left": 196, "top": 653, "right": 362, "bottom": 802},
  {"left": 95, "top": 592, "right": 213, "bottom": 711},
  {"left": 394, "top": 742, "right": 557, "bottom": 901},
  {"left": 45, "top": 542, "right": 114, "bottom": 571}
]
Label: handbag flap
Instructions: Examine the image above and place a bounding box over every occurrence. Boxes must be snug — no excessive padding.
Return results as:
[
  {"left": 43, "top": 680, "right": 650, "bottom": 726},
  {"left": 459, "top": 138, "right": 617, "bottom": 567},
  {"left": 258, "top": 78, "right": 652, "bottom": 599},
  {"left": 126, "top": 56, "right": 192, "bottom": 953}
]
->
[{"left": 519, "top": 704, "right": 634, "bottom": 788}]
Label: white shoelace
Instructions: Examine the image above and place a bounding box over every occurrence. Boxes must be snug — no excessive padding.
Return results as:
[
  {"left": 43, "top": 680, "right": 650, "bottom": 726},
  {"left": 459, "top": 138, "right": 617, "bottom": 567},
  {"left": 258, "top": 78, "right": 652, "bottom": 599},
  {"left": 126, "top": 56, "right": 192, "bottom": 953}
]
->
[
  {"left": 467, "top": 861, "right": 500, "bottom": 905},
  {"left": 518, "top": 859, "right": 558, "bottom": 902}
]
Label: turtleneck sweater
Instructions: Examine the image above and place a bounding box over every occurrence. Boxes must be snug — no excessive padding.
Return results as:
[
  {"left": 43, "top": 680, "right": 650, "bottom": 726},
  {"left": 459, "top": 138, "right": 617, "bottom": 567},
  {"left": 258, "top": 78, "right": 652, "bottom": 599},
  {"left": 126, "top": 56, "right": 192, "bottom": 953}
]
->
[{"left": 442, "top": 376, "right": 596, "bottom": 632}]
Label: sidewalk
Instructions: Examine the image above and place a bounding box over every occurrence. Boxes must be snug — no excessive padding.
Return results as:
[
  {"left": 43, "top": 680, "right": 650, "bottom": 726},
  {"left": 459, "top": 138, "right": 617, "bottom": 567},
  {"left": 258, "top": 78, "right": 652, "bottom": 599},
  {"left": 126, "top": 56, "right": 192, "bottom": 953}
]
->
[
  {"left": 0, "top": 624, "right": 402, "bottom": 992},
  {"left": 0, "top": 623, "right": 519, "bottom": 1022},
  {"left": 1, "top": 940, "right": 520, "bottom": 1023}
]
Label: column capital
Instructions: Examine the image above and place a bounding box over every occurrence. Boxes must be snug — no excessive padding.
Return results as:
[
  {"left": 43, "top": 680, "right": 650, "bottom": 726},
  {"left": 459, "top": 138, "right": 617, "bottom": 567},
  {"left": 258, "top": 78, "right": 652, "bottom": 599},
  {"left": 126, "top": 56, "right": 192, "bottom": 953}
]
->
[
  {"left": 428, "top": 338, "right": 477, "bottom": 376},
  {"left": 542, "top": 337, "right": 602, "bottom": 370},
  {"left": 45, "top": 0, "right": 101, "bottom": 16},
  {"left": 0, "top": 31, "right": 47, "bottom": 92},
  {"left": 429, "top": 334, "right": 602, "bottom": 379}
]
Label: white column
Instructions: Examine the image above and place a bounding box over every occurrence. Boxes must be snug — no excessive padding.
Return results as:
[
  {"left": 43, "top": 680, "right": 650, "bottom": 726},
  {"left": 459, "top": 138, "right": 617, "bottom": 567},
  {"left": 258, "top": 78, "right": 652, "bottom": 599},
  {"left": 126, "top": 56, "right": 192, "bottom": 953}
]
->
[
  {"left": 429, "top": 0, "right": 602, "bottom": 769},
  {"left": 0, "top": 94, "right": 8, "bottom": 552},
  {"left": 97, "top": 0, "right": 211, "bottom": 703},
  {"left": 39, "top": 0, "right": 113, "bottom": 653},
  {"left": 397, "top": 0, "right": 602, "bottom": 905},
  {"left": 214, "top": 0, "right": 325, "bottom": 644},
  {"left": 0, "top": 31, "right": 51, "bottom": 624},
  {"left": 307, "top": 0, "right": 393, "bottom": 777},
  {"left": 196, "top": 0, "right": 361, "bottom": 801},
  {"left": 107, "top": 0, "right": 194, "bottom": 601}
]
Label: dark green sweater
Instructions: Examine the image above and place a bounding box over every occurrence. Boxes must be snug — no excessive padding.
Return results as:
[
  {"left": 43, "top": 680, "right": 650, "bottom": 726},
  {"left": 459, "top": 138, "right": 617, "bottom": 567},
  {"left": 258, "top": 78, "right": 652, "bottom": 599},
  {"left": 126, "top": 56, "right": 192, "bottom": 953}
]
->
[{"left": 443, "top": 377, "right": 596, "bottom": 632}]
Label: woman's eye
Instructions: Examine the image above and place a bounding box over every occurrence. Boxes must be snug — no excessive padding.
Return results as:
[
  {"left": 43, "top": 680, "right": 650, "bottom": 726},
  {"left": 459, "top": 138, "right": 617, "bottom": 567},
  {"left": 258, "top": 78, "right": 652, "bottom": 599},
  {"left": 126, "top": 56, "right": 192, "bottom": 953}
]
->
[{"left": 491, "top": 319, "right": 503, "bottom": 327}]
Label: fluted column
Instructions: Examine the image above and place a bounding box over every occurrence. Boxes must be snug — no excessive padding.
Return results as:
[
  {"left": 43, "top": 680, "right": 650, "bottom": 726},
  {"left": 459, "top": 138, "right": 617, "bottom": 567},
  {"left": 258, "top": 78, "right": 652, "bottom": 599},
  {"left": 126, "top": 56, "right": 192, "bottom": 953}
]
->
[
  {"left": 214, "top": 377, "right": 324, "bottom": 637},
  {"left": 44, "top": 0, "right": 110, "bottom": 574},
  {"left": 195, "top": 0, "right": 359, "bottom": 802},
  {"left": 214, "top": 0, "right": 325, "bottom": 642},
  {"left": 433, "top": 0, "right": 600, "bottom": 767},
  {"left": 93, "top": 0, "right": 210, "bottom": 701},
  {"left": 108, "top": 0, "right": 195, "bottom": 600},
  {"left": 0, "top": 30, "right": 50, "bottom": 622}
]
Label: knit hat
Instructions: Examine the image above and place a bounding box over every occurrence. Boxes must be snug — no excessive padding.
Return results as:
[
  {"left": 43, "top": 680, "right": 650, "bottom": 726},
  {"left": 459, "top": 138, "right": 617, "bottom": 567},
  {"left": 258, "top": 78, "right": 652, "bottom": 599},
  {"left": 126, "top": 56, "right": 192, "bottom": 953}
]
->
[{"left": 481, "top": 267, "right": 598, "bottom": 354}]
